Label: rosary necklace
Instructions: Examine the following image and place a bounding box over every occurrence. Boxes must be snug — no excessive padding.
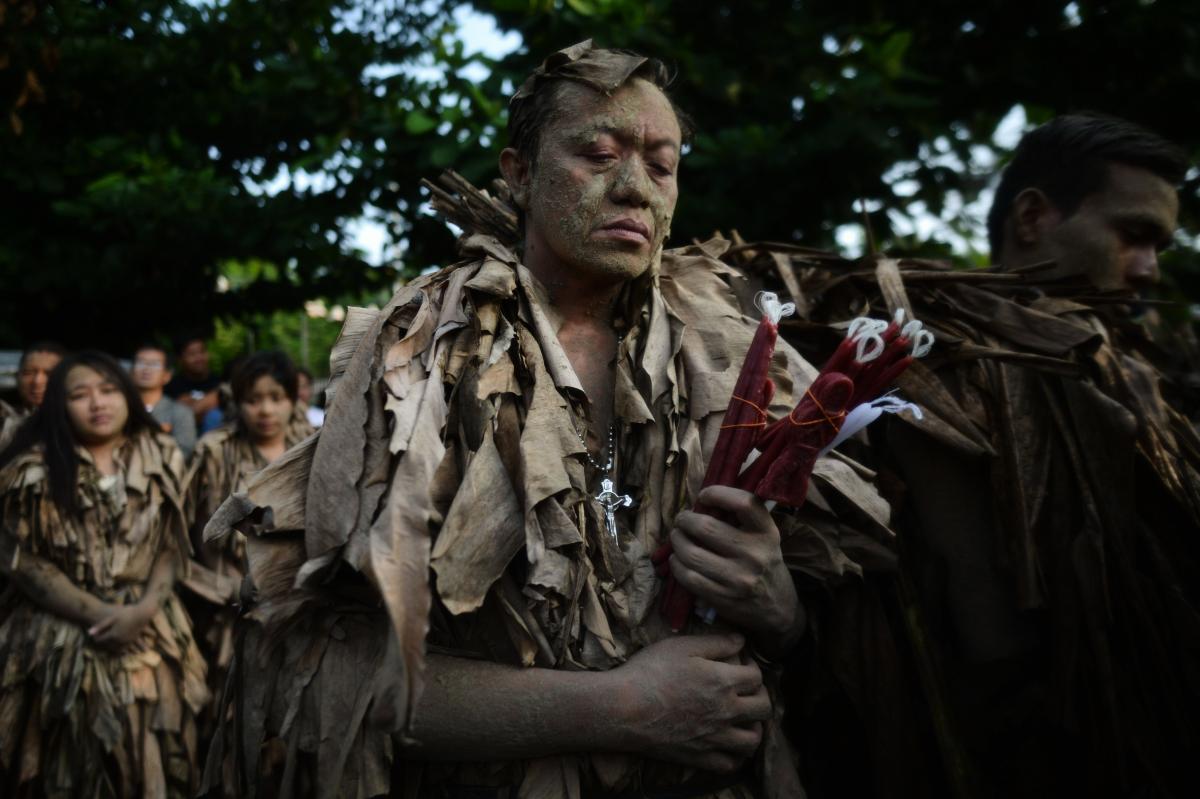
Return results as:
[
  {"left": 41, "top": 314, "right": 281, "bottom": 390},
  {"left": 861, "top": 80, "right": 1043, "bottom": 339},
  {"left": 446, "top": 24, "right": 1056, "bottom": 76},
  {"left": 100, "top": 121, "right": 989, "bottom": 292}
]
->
[{"left": 574, "top": 420, "right": 633, "bottom": 541}]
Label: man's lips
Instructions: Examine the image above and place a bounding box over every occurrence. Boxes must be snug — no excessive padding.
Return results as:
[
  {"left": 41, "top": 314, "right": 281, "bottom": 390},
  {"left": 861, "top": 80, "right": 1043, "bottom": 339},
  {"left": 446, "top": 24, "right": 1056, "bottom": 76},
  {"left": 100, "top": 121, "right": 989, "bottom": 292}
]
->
[{"left": 596, "top": 218, "right": 650, "bottom": 243}]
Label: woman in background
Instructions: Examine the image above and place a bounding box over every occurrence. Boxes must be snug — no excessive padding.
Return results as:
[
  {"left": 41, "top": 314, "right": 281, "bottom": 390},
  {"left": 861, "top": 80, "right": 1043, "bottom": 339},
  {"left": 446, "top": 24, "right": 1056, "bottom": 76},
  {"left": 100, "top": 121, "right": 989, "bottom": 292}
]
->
[
  {"left": 0, "top": 351, "right": 207, "bottom": 798},
  {"left": 182, "top": 350, "right": 313, "bottom": 712}
]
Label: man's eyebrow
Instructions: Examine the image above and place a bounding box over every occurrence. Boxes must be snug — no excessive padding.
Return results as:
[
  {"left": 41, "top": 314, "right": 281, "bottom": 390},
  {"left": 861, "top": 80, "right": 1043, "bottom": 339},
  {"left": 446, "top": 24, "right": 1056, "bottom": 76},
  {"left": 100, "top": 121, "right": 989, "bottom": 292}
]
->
[
  {"left": 1113, "top": 212, "right": 1178, "bottom": 250},
  {"left": 568, "top": 125, "right": 679, "bottom": 151},
  {"left": 1116, "top": 211, "right": 1173, "bottom": 238},
  {"left": 645, "top": 135, "right": 680, "bottom": 153}
]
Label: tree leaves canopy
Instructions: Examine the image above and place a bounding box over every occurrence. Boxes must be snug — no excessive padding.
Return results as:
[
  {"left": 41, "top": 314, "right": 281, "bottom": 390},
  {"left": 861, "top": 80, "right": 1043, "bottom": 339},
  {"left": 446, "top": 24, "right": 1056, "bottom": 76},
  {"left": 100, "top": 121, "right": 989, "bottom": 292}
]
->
[{"left": 3, "top": 0, "right": 1198, "bottom": 353}]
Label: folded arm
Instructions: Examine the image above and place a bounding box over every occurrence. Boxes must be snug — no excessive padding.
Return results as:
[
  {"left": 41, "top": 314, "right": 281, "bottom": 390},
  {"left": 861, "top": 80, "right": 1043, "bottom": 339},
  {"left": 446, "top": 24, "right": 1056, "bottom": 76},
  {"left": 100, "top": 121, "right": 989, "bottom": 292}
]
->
[
  {"left": 406, "top": 634, "right": 771, "bottom": 774},
  {"left": 2, "top": 548, "right": 109, "bottom": 627}
]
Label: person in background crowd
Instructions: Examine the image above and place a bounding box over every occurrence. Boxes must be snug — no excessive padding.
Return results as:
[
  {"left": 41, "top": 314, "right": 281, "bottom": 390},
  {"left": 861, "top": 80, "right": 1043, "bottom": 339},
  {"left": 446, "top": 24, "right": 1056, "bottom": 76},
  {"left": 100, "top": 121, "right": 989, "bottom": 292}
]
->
[
  {"left": 1, "top": 341, "right": 65, "bottom": 450},
  {"left": 131, "top": 342, "right": 197, "bottom": 458},
  {"left": 829, "top": 114, "right": 1198, "bottom": 799},
  {"left": 15, "top": 341, "right": 65, "bottom": 412},
  {"left": 182, "top": 349, "right": 314, "bottom": 726},
  {"left": 296, "top": 366, "right": 325, "bottom": 428},
  {"left": 165, "top": 334, "right": 222, "bottom": 434},
  {"left": 0, "top": 351, "right": 208, "bottom": 797}
]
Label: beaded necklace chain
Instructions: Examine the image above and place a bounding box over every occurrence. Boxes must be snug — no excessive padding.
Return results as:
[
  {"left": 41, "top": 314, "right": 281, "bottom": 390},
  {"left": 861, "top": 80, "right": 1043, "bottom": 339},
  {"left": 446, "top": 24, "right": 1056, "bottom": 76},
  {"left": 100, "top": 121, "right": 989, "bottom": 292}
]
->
[
  {"left": 574, "top": 419, "right": 631, "bottom": 542},
  {"left": 574, "top": 421, "right": 616, "bottom": 473}
]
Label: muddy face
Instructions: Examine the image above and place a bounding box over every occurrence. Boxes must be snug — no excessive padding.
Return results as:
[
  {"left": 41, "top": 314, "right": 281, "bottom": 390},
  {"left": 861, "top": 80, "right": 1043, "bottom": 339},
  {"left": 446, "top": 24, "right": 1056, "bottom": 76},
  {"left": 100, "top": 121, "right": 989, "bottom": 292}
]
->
[
  {"left": 512, "top": 78, "right": 682, "bottom": 287},
  {"left": 18, "top": 350, "right": 61, "bottom": 409},
  {"left": 1038, "top": 163, "right": 1179, "bottom": 292}
]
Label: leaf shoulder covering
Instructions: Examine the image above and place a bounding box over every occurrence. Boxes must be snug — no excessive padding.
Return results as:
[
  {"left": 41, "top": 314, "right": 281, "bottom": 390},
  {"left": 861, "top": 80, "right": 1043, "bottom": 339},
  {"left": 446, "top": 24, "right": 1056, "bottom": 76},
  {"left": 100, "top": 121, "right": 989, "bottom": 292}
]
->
[
  {"left": 201, "top": 233, "right": 891, "bottom": 799},
  {"left": 732, "top": 241, "right": 1200, "bottom": 796}
]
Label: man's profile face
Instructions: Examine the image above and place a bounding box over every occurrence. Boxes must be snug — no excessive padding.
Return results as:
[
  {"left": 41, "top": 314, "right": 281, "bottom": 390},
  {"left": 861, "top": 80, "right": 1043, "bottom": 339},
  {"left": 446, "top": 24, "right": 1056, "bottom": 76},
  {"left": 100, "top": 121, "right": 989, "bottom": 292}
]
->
[
  {"left": 131, "top": 348, "right": 171, "bottom": 392},
  {"left": 1040, "top": 163, "right": 1179, "bottom": 292},
  {"left": 17, "top": 350, "right": 61, "bottom": 409},
  {"left": 513, "top": 78, "right": 682, "bottom": 284},
  {"left": 179, "top": 339, "right": 210, "bottom": 378}
]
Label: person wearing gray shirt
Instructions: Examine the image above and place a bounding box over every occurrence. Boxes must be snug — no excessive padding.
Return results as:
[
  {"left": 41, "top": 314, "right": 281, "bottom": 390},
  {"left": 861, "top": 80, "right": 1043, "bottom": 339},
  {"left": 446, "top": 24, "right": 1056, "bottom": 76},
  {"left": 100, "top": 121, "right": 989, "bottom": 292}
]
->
[{"left": 130, "top": 343, "right": 197, "bottom": 458}]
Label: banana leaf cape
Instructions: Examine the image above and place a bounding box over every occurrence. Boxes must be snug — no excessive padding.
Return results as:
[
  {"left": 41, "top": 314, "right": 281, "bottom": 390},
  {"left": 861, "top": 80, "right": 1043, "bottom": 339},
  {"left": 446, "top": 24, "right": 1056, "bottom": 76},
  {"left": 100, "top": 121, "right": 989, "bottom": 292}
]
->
[
  {"left": 0, "top": 429, "right": 209, "bottom": 798},
  {"left": 198, "top": 208, "right": 894, "bottom": 799},
  {"left": 735, "top": 245, "right": 1200, "bottom": 798}
]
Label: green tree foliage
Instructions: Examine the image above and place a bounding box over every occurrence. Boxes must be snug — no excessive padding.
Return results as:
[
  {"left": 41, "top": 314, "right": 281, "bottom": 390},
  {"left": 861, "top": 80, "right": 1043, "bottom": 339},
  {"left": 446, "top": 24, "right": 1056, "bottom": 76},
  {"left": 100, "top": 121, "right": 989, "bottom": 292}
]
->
[
  {"left": 476, "top": 1, "right": 1199, "bottom": 261},
  {"left": 3, "top": 0, "right": 1198, "bottom": 356},
  {"left": 0, "top": 0, "right": 471, "bottom": 350}
]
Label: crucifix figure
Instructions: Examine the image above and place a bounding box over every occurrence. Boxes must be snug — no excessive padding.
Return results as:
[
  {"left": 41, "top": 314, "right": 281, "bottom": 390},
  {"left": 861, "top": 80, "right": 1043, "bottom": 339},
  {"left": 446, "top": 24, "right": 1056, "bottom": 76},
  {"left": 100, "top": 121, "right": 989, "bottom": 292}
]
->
[{"left": 595, "top": 477, "right": 634, "bottom": 541}]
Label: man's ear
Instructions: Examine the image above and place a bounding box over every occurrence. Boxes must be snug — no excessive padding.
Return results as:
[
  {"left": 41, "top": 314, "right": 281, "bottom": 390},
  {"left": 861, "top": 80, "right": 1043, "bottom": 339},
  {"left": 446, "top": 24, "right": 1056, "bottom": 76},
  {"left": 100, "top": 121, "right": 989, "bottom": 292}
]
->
[
  {"left": 499, "top": 147, "right": 531, "bottom": 210},
  {"left": 161, "top": 368, "right": 173, "bottom": 388},
  {"left": 1010, "top": 188, "right": 1063, "bottom": 248}
]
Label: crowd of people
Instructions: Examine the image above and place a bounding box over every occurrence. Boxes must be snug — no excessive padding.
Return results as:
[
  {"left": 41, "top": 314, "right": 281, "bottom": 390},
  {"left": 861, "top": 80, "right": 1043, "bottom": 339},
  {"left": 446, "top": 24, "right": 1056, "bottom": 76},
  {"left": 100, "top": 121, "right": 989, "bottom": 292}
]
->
[
  {"left": 0, "top": 338, "right": 318, "bottom": 796},
  {"left": 1, "top": 37, "right": 1198, "bottom": 799}
]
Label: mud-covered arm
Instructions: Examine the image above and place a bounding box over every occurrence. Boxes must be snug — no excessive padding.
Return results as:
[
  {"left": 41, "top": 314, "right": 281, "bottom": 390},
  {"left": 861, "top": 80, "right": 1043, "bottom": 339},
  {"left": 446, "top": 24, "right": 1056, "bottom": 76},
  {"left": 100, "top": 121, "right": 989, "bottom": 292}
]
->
[
  {"left": 1, "top": 548, "right": 110, "bottom": 628},
  {"left": 88, "top": 516, "right": 181, "bottom": 647},
  {"left": 407, "top": 634, "right": 770, "bottom": 773},
  {"left": 137, "top": 546, "right": 177, "bottom": 613}
]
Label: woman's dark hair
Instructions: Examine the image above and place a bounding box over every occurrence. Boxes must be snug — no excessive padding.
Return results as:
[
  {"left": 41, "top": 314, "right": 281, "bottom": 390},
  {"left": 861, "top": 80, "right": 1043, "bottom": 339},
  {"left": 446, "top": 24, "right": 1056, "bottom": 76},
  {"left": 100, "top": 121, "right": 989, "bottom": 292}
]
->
[
  {"left": 231, "top": 350, "right": 300, "bottom": 406},
  {"left": 0, "top": 350, "right": 161, "bottom": 515}
]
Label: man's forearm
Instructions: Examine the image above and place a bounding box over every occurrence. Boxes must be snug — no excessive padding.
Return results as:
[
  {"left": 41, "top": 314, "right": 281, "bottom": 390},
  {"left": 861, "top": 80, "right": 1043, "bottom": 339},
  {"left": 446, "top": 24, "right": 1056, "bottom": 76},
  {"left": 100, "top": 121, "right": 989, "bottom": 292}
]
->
[
  {"left": 406, "top": 654, "right": 628, "bottom": 760},
  {"left": 3, "top": 551, "right": 108, "bottom": 627}
]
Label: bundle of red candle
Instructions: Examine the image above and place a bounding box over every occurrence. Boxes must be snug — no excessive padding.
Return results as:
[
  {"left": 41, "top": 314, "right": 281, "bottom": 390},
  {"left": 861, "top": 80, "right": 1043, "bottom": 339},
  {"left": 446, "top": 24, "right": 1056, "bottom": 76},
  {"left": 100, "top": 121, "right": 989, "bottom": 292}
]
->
[{"left": 653, "top": 294, "right": 932, "bottom": 631}]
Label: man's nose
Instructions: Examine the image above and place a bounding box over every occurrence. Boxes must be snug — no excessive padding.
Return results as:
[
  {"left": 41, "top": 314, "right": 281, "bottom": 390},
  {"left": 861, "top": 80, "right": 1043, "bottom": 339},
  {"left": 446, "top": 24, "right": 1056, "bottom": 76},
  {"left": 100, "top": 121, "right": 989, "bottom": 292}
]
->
[
  {"left": 609, "top": 157, "right": 651, "bottom": 207},
  {"left": 1126, "top": 245, "right": 1161, "bottom": 288}
]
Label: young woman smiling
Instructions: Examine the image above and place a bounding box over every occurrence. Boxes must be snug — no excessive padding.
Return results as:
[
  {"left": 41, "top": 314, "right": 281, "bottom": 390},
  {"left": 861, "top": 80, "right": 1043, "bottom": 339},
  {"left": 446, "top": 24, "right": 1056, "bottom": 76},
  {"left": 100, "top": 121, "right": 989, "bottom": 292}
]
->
[{"left": 0, "top": 351, "right": 208, "bottom": 798}]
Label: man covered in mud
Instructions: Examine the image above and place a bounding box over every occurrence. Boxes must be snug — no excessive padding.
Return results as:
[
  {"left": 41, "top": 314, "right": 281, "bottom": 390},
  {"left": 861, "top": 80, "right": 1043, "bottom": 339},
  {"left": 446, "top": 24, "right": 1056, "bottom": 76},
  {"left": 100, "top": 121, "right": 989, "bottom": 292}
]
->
[
  {"left": 842, "top": 115, "right": 1200, "bottom": 798},
  {"left": 201, "top": 41, "right": 882, "bottom": 798},
  {"left": 0, "top": 341, "right": 65, "bottom": 450}
]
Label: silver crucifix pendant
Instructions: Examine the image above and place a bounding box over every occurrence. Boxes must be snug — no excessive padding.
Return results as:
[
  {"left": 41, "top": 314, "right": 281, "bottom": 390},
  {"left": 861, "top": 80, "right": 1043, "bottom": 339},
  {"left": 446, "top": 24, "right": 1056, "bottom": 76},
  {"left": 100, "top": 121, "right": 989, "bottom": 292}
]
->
[{"left": 595, "top": 477, "right": 634, "bottom": 541}]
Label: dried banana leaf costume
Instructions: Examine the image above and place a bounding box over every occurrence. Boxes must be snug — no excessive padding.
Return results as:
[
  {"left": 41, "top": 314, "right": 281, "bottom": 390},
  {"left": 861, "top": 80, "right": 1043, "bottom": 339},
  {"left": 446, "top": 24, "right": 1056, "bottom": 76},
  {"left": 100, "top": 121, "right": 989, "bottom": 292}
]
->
[
  {"left": 198, "top": 199, "right": 891, "bottom": 799},
  {"left": 182, "top": 412, "right": 314, "bottom": 709},
  {"left": 740, "top": 249, "right": 1200, "bottom": 798},
  {"left": 0, "top": 430, "right": 208, "bottom": 798}
]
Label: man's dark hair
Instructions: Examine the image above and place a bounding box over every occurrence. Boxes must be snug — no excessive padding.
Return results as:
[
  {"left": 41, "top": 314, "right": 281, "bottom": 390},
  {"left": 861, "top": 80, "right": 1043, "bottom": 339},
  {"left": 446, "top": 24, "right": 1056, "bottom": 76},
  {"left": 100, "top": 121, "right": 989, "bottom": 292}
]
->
[
  {"left": 133, "top": 341, "right": 171, "bottom": 368},
  {"left": 18, "top": 340, "right": 66, "bottom": 369},
  {"left": 0, "top": 351, "right": 162, "bottom": 515},
  {"left": 507, "top": 41, "right": 694, "bottom": 166},
  {"left": 173, "top": 331, "right": 208, "bottom": 355},
  {"left": 988, "top": 113, "right": 1188, "bottom": 260},
  {"left": 231, "top": 350, "right": 300, "bottom": 405}
]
